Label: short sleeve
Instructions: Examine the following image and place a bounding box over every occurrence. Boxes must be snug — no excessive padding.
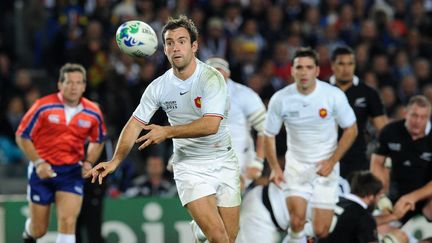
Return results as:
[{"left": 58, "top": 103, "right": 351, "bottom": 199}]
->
[
  {"left": 16, "top": 99, "right": 42, "bottom": 139},
  {"left": 132, "top": 81, "right": 161, "bottom": 124},
  {"left": 88, "top": 105, "right": 107, "bottom": 143},
  {"left": 264, "top": 93, "right": 283, "bottom": 136},
  {"left": 241, "top": 87, "right": 266, "bottom": 117},
  {"left": 201, "top": 69, "right": 227, "bottom": 118},
  {"left": 375, "top": 124, "right": 392, "bottom": 156}
]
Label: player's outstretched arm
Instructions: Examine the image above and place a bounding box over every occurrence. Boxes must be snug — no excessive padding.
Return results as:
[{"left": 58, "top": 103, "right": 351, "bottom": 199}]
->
[
  {"left": 136, "top": 116, "right": 221, "bottom": 150},
  {"left": 85, "top": 116, "right": 143, "bottom": 184},
  {"left": 395, "top": 181, "right": 432, "bottom": 211}
]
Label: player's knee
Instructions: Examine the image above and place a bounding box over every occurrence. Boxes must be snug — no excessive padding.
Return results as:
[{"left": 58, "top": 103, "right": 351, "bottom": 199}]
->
[
  {"left": 31, "top": 225, "right": 48, "bottom": 239},
  {"left": 57, "top": 215, "right": 77, "bottom": 231},
  {"left": 313, "top": 224, "right": 330, "bottom": 238},
  {"left": 290, "top": 215, "right": 305, "bottom": 231}
]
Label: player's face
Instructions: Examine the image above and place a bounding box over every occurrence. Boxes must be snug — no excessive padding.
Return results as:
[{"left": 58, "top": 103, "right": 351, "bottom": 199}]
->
[
  {"left": 291, "top": 56, "right": 320, "bottom": 93},
  {"left": 405, "top": 104, "right": 431, "bottom": 137},
  {"left": 164, "top": 27, "right": 198, "bottom": 71},
  {"left": 331, "top": 54, "right": 355, "bottom": 83},
  {"left": 58, "top": 71, "right": 86, "bottom": 106}
]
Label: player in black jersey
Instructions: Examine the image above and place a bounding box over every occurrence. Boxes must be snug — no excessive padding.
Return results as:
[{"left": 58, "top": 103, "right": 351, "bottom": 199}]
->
[
  {"left": 330, "top": 46, "right": 388, "bottom": 179},
  {"left": 319, "top": 171, "right": 409, "bottom": 243},
  {"left": 371, "top": 95, "right": 432, "bottom": 223}
]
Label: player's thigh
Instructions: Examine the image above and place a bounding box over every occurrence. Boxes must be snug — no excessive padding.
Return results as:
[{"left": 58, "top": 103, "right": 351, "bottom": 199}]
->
[
  {"left": 186, "top": 194, "right": 226, "bottom": 236},
  {"left": 218, "top": 205, "right": 240, "bottom": 240},
  {"left": 312, "top": 207, "right": 333, "bottom": 232},
  {"left": 29, "top": 201, "right": 51, "bottom": 230},
  {"left": 55, "top": 191, "right": 83, "bottom": 227},
  {"left": 287, "top": 196, "right": 308, "bottom": 220}
]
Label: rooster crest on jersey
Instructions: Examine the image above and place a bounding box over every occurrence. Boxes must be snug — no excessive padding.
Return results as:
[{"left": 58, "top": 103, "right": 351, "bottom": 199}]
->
[
  {"left": 194, "top": 97, "right": 202, "bottom": 108},
  {"left": 319, "top": 108, "right": 328, "bottom": 118}
]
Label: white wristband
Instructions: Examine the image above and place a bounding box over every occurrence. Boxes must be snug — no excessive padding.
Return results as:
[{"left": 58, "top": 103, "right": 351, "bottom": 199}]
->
[{"left": 33, "top": 158, "right": 46, "bottom": 168}]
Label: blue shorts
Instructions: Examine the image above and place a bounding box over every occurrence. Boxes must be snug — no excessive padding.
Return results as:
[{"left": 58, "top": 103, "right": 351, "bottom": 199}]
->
[{"left": 27, "top": 163, "right": 84, "bottom": 205}]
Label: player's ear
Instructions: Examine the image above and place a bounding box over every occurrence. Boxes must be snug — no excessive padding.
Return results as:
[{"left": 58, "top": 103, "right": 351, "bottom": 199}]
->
[{"left": 192, "top": 40, "right": 198, "bottom": 54}]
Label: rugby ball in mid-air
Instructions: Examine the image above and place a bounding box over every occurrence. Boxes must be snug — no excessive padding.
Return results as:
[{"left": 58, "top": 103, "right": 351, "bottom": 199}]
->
[{"left": 115, "top": 20, "right": 158, "bottom": 57}]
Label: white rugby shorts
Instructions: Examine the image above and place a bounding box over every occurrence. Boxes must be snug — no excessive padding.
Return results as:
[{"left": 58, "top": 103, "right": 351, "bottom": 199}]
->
[
  {"left": 281, "top": 154, "right": 339, "bottom": 209},
  {"left": 172, "top": 154, "right": 241, "bottom": 207}
]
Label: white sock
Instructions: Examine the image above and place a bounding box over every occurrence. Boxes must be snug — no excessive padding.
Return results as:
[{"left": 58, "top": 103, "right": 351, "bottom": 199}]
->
[
  {"left": 56, "top": 233, "right": 75, "bottom": 243},
  {"left": 284, "top": 229, "right": 307, "bottom": 243},
  {"left": 24, "top": 218, "right": 34, "bottom": 238},
  {"left": 303, "top": 222, "right": 315, "bottom": 237}
]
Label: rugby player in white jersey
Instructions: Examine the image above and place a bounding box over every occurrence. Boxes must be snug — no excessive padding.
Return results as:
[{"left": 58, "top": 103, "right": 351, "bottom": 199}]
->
[
  {"left": 264, "top": 47, "right": 358, "bottom": 242},
  {"left": 205, "top": 57, "right": 266, "bottom": 191},
  {"left": 87, "top": 16, "right": 241, "bottom": 243}
]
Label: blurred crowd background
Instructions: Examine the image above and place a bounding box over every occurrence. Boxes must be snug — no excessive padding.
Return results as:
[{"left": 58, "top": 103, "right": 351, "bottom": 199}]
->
[{"left": 1, "top": 0, "right": 432, "bottom": 196}]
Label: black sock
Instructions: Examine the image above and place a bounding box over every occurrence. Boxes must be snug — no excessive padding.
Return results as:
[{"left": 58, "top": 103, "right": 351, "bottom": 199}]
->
[{"left": 22, "top": 230, "right": 36, "bottom": 242}]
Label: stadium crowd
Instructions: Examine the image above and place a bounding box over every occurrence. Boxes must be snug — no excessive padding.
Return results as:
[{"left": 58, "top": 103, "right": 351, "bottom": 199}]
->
[
  {"left": 1, "top": 0, "right": 432, "bottom": 177},
  {"left": 1, "top": 0, "right": 432, "bottom": 242}
]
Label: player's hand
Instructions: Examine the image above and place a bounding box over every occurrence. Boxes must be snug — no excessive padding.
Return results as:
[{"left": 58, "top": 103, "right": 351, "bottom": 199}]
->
[
  {"left": 85, "top": 161, "right": 117, "bottom": 185},
  {"left": 136, "top": 124, "right": 168, "bottom": 150},
  {"left": 316, "top": 159, "right": 335, "bottom": 177},
  {"left": 269, "top": 168, "right": 285, "bottom": 187},
  {"left": 81, "top": 161, "right": 93, "bottom": 177},
  {"left": 395, "top": 194, "right": 417, "bottom": 212},
  {"left": 245, "top": 157, "right": 264, "bottom": 179},
  {"left": 36, "top": 162, "right": 57, "bottom": 179},
  {"left": 392, "top": 199, "right": 411, "bottom": 220}
]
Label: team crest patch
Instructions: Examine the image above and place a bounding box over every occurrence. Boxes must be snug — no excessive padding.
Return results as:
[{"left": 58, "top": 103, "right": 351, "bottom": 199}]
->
[
  {"left": 319, "top": 108, "right": 327, "bottom": 118},
  {"left": 194, "top": 97, "right": 202, "bottom": 108},
  {"left": 78, "top": 119, "right": 91, "bottom": 128},
  {"left": 48, "top": 114, "right": 60, "bottom": 123}
]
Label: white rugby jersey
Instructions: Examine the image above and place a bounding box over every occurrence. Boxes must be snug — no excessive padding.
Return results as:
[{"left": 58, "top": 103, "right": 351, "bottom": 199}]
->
[
  {"left": 227, "top": 79, "right": 266, "bottom": 166},
  {"left": 133, "top": 59, "right": 234, "bottom": 162},
  {"left": 265, "top": 80, "right": 356, "bottom": 164}
]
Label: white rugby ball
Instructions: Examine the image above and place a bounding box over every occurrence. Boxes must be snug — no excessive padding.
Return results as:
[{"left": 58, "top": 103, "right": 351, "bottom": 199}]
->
[{"left": 115, "top": 20, "right": 158, "bottom": 57}]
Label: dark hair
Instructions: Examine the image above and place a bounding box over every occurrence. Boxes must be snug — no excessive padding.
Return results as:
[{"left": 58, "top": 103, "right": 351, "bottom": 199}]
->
[
  {"left": 291, "top": 47, "right": 319, "bottom": 66},
  {"left": 350, "top": 171, "right": 383, "bottom": 198},
  {"left": 407, "top": 95, "right": 431, "bottom": 110},
  {"left": 161, "top": 15, "right": 199, "bottom": 45},
  {"left": 58, "top": 63, "right": 86, "bottom": 83},
  {"left": 331, "top": 46, "right": 354, "bottom": 62}
]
